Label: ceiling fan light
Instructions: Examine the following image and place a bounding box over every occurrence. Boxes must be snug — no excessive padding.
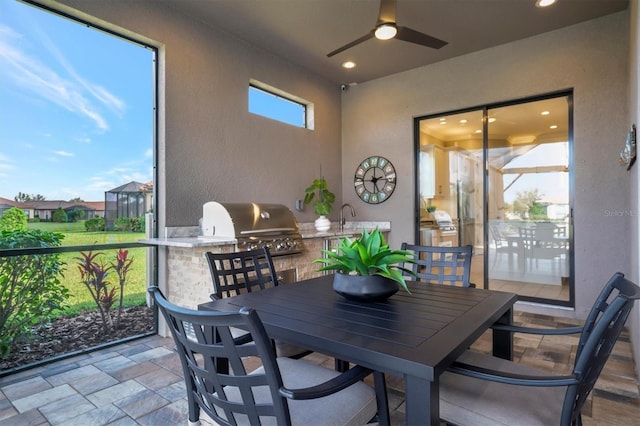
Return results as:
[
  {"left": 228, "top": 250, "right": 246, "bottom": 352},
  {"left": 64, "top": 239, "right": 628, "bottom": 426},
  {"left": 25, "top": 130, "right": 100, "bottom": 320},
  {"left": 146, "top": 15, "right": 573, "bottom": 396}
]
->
[
  {"left": 375, "top": 24, "right": 397, "bottom": 40},
  {"left": 536, "top": 0, "right": 557, "bottom": 8}
]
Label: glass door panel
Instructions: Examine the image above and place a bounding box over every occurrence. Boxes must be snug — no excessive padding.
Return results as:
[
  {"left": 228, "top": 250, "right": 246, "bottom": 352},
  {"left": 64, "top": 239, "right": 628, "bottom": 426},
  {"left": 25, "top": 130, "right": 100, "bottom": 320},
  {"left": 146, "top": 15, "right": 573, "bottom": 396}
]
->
[
  {"left": 486, "top": 96, "right": 571, "bottom": 303},
  {"left": 415, "top": 93, "right": 572, "bottom": 305},
  {"left": 417, "top": 110, "right": 485, "bottom": 287}
]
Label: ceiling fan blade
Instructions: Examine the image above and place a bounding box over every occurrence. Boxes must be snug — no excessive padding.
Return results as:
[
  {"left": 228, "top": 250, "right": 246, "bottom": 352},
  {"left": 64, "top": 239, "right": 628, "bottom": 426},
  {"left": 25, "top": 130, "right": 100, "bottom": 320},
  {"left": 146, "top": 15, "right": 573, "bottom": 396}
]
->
[
  {"left": 396, "top": 26, "right": 448, "bottom": 49},
  {"left": 377, "top": 0, "right": 397, "bottom": 25},
  {"left": 326, "top": 30, "right": 375, "bottom": 57}
]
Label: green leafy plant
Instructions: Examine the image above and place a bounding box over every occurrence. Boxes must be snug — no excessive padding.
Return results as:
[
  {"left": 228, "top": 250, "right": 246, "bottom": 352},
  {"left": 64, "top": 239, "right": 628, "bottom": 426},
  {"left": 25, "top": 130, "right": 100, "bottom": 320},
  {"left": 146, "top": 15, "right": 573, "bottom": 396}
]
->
[
  {"left": 304, "top": 177, "right": 335, "bottom": 216},
  {"left": 84, "top": 217, "right": 106, "bottom": 232},
  {"left": 0, "top": 207, "right": 28, "bottom": 232},
  {"left": 313, "top": 227, "right": 416, "bottom": 292},
  {"left": 52, "top": 208, "right": 68, "bottom": 223},
  {"left": 0, "top": 230, "right": 68, "bottom": 356}
]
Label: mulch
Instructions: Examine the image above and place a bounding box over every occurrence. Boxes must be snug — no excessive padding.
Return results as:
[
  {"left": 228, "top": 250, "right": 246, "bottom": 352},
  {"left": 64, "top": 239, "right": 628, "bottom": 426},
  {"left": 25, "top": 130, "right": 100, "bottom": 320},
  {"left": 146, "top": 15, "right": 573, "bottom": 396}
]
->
[{"left": 0, "top": 305, "right": 155, "bottom": 372}]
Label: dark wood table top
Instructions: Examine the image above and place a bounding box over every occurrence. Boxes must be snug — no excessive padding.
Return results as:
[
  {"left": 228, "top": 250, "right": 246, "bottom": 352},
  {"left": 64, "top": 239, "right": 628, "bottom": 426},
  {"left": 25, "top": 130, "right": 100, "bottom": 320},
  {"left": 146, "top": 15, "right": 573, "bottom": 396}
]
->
[{"left": 199, "top": 274, "right": 517, "bottom": 381}]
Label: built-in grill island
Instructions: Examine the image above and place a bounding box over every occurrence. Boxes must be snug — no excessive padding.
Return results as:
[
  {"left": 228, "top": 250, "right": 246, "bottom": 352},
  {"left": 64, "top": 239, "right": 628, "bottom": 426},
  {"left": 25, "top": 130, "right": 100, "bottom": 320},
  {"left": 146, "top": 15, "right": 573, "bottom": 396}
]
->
[
  {"left": 142, "top": 206, "right": 389, "bottom": 320},
  {"left": 420, "top": 209, "right": 458, "bottom": 247},
  {"left": 201, "top": 201, "right": 304, "bottom": 257}
]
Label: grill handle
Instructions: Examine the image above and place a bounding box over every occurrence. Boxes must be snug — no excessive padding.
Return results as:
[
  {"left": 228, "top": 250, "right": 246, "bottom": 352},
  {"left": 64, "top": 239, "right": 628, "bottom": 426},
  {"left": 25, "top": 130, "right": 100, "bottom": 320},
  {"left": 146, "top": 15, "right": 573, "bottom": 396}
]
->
[{"left": 239, "top": 228, "right": 297, "bottom": 235}]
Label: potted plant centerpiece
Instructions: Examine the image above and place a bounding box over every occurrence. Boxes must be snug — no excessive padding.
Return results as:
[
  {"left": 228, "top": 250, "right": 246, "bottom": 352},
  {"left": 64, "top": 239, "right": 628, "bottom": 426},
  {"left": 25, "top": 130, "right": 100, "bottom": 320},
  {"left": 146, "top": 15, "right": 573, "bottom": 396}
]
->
[
  {"left": 314, "top": 227, "right": 417, "bottom": 301},
  {"left": 304, "top": 177, "right": 335, "bottom": 232}
]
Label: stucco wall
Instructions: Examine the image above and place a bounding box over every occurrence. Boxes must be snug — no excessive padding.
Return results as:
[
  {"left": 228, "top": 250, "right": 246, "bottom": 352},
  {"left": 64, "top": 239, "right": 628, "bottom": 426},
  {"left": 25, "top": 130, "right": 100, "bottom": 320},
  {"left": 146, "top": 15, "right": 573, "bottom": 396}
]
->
[
  {"left": 629, "top": 0, "right": 640, "bottom": 380},
  {"left": 342, "top": 12, "right": 630, "bottom": 319},
  {"left": 48, "top": 0, "right": 344, "bottom": 233}
]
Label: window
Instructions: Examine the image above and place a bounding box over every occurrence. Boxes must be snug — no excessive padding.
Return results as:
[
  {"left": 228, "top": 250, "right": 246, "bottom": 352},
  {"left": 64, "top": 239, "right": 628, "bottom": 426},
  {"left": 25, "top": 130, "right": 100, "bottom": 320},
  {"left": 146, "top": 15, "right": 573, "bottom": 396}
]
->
[
  {"left": 0, "top": 0, "right": 157, "bottom": 368},
  {"left": 248, "top": 80, "right": 313, "bottom": 129},
  {"left": 0, "top": 0, "right": 156, "bottom": 233}
]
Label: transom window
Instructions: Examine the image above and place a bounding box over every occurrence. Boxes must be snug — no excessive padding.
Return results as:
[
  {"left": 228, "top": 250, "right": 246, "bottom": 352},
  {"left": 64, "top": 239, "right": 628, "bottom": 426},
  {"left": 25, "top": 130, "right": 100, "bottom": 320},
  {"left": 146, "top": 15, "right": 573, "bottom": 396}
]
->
[{"left": 248, "top": 80, "right": 313, "bottom": 129}]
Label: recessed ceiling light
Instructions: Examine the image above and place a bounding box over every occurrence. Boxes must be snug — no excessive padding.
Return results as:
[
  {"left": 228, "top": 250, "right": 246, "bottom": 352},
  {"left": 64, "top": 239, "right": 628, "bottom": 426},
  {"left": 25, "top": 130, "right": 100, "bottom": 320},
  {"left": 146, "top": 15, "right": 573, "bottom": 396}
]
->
[
  {"left": 475, "top": 130, "right": 482, "bottom": 133},
  {"left": 460, "top": 119, "right": 468, "bottom": 124},
  {"left": 536, "top": 0, "right": 557, "bottom": 8},
  {"left": 342, "top": 61, "right": 356, "bottom": 69},
  {"left": 440, "top": 121, "right": 447, "bottom": 125},
  {"left": 488, "top": 117, "right": 496, "bottom": 123},
  {"left": 550, "top": 125, "right": 558, "bottom": 129},
  {"left": 541, "top": 111, "right": 550, "bottom": 115},
  {"left": 439, "top": 117, "right": 446, "bottom": 121}
]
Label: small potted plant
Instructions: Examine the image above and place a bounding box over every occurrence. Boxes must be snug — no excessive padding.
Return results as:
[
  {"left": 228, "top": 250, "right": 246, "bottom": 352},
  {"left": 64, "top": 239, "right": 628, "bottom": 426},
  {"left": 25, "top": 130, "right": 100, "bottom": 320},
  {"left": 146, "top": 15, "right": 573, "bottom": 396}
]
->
[
  {"left": 313, "top": 227, "right": 416, "bottom": 301},
  {"left": 304, "top": 177, "right": 335, "bottom": 232}
]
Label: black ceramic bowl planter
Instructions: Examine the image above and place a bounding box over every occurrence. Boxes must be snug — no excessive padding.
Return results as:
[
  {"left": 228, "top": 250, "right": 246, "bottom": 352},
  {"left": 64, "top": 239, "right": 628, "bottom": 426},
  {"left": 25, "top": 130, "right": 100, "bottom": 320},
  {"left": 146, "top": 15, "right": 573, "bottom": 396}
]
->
[{"left": 332, "top": 273, "right": 399, "bottom": 302}]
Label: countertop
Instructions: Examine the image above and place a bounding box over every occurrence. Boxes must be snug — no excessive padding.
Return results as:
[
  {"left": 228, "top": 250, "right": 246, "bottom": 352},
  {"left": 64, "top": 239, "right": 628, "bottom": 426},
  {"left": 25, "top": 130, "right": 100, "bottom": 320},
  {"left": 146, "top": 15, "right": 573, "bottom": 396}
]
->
[{"left": 140, "top": 221, "right": 390, "bottom": 248}]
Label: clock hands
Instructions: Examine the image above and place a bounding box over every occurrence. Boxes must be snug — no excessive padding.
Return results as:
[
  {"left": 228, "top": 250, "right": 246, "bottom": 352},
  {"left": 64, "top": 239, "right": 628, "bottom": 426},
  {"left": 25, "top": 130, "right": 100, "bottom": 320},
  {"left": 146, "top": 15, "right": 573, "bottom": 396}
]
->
[{"left": 367, "top": 169, "right": 386, "bottom": 192}]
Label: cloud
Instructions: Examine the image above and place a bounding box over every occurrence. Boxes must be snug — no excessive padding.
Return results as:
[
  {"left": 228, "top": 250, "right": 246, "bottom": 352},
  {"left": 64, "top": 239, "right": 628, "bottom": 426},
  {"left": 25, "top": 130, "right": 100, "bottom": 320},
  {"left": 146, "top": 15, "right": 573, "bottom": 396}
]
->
[
  {"left": 0, "top": 23, "right": 126, "bottom": 132},
  {"left": 54, "top": 150, "right": 74, "bottom": 157},
  {"left": 0, "top": 153, "right": 17, "bottom": 172}
]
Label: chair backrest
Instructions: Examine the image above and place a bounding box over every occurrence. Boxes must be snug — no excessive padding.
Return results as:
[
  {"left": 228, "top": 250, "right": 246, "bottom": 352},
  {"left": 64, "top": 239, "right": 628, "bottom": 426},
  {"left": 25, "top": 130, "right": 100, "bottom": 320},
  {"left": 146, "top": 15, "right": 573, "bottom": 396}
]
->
[
  {"left": 561, "top": 273, "right": 640, "bottom": 425},
  {"left": 150, "top": 286, "right": 293, "bottom": 425},
  {"left": 205, "top": 247, "right": 279, "bottom": 300},
  {"left": 400, "top": 243, "right": 474, "bottom": 287},
  {"left": 518, "top": 227, "right": 535, "bottom": 252}
]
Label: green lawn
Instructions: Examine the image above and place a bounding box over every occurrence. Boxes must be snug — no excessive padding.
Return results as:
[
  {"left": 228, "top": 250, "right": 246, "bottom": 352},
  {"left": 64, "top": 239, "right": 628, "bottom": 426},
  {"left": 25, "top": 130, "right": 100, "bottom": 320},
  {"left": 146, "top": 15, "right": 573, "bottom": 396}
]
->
[{"left": 25, "top": 221, "right": 148, "bottom": 315}]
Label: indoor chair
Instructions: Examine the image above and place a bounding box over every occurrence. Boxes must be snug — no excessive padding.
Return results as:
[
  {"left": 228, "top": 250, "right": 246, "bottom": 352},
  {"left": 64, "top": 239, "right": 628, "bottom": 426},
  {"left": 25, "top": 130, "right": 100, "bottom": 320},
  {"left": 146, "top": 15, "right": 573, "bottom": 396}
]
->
[
  {"left": 149, "top": 286, "right": 390, "bottom": 426},
  {"left": 205, "top": 247, "right": 310, "bottom": 359},
  {"left": 400, "top": 243, "right": 475, "bottom": 287},
  {"left": 438, "top": 272, "right": 640, "bottom": 426}
]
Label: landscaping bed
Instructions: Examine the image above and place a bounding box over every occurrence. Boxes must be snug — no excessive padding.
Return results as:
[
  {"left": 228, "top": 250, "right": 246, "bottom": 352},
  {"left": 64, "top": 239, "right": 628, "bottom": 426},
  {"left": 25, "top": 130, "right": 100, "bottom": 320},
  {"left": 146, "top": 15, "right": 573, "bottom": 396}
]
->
[{"left": 0, "top": 305, "right": 155, "bottom": 372}]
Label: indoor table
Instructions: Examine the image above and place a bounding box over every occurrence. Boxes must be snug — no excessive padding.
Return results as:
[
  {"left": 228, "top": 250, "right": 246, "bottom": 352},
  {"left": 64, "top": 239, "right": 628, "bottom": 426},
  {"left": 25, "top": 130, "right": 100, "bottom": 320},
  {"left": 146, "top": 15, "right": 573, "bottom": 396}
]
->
[{"left": 199, "top": 274, "right": 517, "bottom": 426}]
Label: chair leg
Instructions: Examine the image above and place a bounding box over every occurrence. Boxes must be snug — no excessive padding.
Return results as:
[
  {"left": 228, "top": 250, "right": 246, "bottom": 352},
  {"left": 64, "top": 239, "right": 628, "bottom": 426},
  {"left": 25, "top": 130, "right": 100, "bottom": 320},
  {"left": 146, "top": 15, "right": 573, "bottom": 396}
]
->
[
  {"left": 335, "top": 358, "right": 350, "bottom": 372},
  {"left": 373, "top": 371, "right": 390, "bottom": 426}
]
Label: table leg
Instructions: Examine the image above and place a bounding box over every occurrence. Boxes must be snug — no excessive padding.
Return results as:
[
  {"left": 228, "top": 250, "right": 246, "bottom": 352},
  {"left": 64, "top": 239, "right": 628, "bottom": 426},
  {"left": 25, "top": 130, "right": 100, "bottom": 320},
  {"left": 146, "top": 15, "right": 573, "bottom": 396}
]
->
[
  {"left": 493, "top": 307, "right": 513, "bottom": 360},
  {"left": 405, "top": 375, "right": 438, "bottom": 426}
]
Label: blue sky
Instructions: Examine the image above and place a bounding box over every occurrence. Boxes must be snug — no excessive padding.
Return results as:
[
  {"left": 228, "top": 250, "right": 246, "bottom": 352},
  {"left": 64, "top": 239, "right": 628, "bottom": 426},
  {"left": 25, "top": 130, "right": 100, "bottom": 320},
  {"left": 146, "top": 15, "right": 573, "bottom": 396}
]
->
[{"left": 0, "top": 0, "right": 153, "bottom": 202}]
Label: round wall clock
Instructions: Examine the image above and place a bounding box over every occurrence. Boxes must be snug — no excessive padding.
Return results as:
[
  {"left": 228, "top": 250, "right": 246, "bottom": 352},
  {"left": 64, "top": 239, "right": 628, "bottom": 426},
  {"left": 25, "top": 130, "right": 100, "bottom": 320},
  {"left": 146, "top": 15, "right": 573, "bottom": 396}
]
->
[{"left": 354, "top": 156, "right": 397, "bottom": 204}]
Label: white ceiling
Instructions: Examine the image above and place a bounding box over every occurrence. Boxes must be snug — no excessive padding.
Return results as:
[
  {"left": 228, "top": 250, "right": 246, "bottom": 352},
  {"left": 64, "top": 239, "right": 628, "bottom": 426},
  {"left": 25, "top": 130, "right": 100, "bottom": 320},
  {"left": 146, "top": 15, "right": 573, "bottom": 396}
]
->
[{"left": 157, "top": 0, "right": 628, "bottom": 85}]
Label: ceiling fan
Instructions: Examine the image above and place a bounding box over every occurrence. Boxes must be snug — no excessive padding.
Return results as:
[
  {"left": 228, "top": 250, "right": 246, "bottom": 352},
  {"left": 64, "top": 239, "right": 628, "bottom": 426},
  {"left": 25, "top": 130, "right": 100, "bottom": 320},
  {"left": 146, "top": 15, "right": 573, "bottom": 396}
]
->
[{"left": 327, "top": 0, "right": 448, "bottom": 58}]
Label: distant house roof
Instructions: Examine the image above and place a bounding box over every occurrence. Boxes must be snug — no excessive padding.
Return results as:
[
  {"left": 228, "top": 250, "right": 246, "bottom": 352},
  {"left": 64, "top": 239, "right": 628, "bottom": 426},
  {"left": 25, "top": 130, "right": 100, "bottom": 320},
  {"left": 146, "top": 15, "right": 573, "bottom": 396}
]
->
[
  {"left": 0, "top": 197, "right": 105, "bottom": 212},
  {"left": 0, "top": 197, "right": 25, "bottom": 208},
  {"left": 108, "top": 181, "right": 152, "bottom": 193}
]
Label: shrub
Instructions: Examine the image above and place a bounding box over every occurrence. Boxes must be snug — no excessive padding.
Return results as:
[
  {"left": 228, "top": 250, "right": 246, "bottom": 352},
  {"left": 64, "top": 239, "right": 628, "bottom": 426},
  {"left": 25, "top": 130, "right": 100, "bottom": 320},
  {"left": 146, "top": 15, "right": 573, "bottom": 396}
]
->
[
  {"left": 114, "top": 216, "right": 144, "bottom": 232},
  {"left": 52, "top": 208, "right": 68, "bottom": 223},
  {"left": 75, "top": 249, "right": 134, "bottom": 333},
  {"left": 0, "top": 207, "right": 28, "bottom": 232},
  {"left": 85, "top": 217, "right": 105, "bottom": 232},
  {"left": 66, "top": 209, "right": 86, "bottom": 222},
  {"left": 114, "top": 217, "right": 132, "bottom": 231},
  {"left": 0, "top": 230, "right": 68, "bottom": 356}
]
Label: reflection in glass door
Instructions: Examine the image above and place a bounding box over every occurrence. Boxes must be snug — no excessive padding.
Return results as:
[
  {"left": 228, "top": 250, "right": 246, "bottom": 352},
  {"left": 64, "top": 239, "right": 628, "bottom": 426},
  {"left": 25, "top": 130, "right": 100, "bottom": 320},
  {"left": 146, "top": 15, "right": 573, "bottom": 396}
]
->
[
  {"left": 416, "top": 109, "right": 485, "bottom": 289},
  {"left": 487, "top": 96, "right": 571, "bottom": 303},
  {"left": 415, "top": 92, "right": 572, "bottom": 306}
]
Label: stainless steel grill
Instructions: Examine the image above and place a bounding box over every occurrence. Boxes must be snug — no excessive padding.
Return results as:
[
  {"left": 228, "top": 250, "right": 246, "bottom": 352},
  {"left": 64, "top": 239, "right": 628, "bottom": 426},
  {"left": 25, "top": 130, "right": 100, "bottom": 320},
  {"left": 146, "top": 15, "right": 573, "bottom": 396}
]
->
[{"left": 201, "top": 202, "right": 304, "bottom": 256}]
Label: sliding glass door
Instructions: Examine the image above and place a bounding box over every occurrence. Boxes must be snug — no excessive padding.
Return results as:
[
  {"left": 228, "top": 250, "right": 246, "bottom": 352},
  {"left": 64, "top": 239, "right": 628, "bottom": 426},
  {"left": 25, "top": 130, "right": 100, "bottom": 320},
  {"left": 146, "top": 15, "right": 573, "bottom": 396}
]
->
[{"left": 415, "top": 92, "right": 573, "bottom": 306}]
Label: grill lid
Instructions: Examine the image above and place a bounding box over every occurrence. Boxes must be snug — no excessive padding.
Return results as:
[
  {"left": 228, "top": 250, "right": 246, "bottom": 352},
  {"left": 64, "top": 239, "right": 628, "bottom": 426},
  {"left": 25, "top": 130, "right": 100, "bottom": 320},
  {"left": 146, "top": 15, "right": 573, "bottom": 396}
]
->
[{"left": 202, "top": 202, "right": 299, "bottom": 238}]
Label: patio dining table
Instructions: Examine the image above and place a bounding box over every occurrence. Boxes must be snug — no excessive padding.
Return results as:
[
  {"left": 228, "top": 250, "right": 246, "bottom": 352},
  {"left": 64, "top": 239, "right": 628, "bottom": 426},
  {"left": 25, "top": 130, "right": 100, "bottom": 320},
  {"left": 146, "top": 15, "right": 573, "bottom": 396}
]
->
[{"left": 198, "top": 274, "right": 517, "bottom": 426}]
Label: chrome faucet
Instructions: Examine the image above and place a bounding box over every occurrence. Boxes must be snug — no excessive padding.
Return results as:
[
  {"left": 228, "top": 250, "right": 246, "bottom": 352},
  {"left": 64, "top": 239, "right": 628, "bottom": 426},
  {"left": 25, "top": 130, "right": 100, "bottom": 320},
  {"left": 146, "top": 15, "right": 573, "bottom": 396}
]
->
[{"left": 339, "top": 203, "right": 356, "bottom": 232}]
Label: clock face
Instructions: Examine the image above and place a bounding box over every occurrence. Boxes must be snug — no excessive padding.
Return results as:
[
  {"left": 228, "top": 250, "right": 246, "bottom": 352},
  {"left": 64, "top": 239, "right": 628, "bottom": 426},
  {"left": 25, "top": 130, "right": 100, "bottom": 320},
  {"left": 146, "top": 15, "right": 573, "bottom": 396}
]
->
[{"left": 354, "top": 156, "right": 396, "bottom": 204}]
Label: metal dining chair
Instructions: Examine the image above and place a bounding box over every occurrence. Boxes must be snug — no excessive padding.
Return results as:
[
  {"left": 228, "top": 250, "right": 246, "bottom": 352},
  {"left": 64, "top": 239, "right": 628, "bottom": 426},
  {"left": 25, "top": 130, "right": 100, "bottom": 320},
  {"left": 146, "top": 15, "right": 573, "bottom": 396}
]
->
[
  {"left": 149, "top": 286, "right": 390, "bottom": 426},
  {"left": 438, "top": 272, "right": 640, "bottom": 426},
  {"left": 205, "top": 247, "right": 311, "bottom": 359},
  {"left": 400, "top": 243, "right": 475, "bottom": 287}
]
